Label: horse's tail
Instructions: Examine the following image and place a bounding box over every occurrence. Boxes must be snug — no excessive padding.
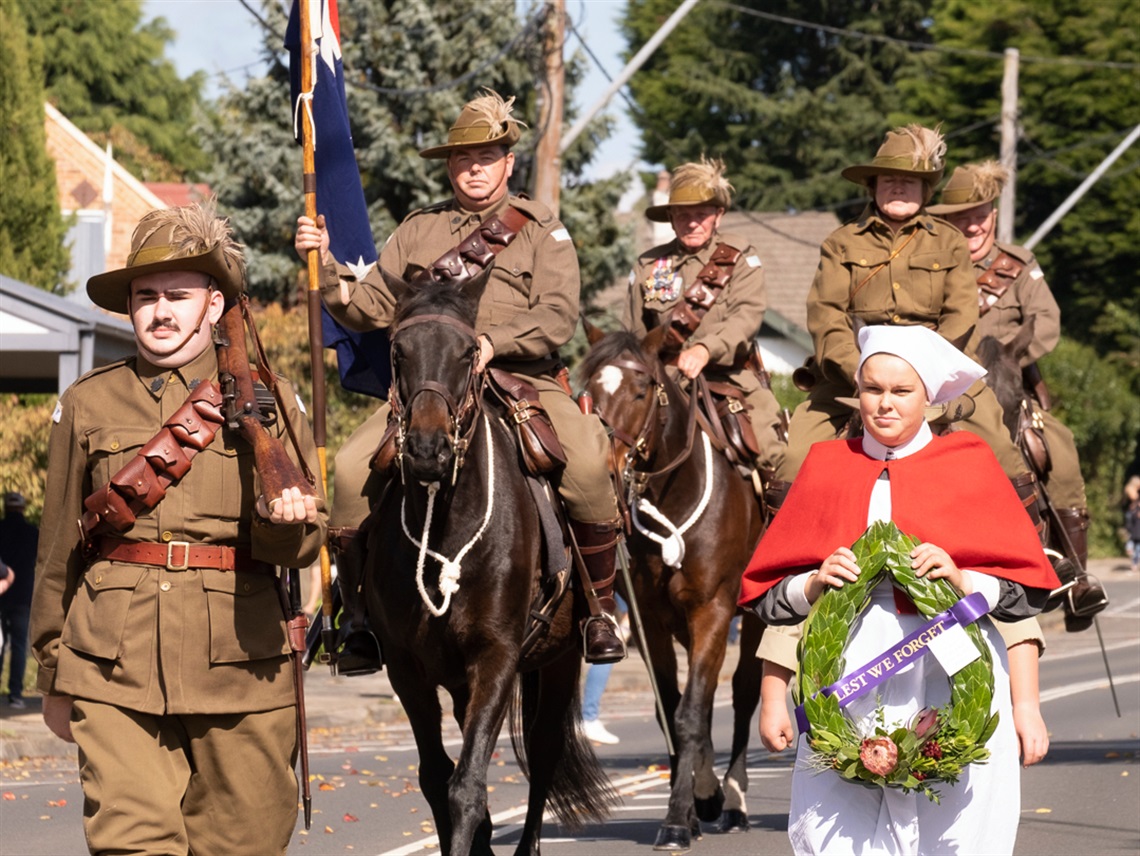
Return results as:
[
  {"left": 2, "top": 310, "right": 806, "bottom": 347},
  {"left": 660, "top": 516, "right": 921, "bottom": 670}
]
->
[{"left": 510, "top": 661, "right": 620, "bottom": 830}]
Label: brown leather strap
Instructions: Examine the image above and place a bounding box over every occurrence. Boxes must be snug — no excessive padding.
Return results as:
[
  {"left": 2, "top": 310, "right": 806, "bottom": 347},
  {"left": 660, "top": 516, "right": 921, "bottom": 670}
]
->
[
  {"left": 425, "top": 206, "right": 531, "bottom": 287},
  {"left": 665, "top": 242, "right": 742, "bottom": 350},
  {"left": 976, "top": 251, "right": 1024, "bottom": 316},
  {"left": 98, "top": 538, "right": 267, "bottom": 572},
  {"left": 850, "top": 228, "right": 921, "bottom": 301},
  {"left": 82, "top": 381, "right": 226, "bottom": 538}
]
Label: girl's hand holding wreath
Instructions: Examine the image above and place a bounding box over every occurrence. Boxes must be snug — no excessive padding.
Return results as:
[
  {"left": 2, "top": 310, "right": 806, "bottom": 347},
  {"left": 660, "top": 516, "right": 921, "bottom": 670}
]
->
[
  {"left": 806, "top": 546, "right": 861, "bottom": 603},
  {"left": 909, "top": 542, "right": 971, "bottom": 595}
]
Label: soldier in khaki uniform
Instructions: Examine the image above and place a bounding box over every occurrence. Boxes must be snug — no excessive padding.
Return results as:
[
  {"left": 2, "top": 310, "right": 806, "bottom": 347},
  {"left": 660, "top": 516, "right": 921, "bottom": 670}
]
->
[
  {"left": 623, "top": 158, "right": 785, "bottom": 474},
  {"left": 779, "top": 125, "right": 1028, "bottom": 486},
  {"left": 930, "top": 161, "right": 1107, "bottom": 627},
  {"left": 30, "top": 203, "right": 327, "bottom": 855},
  {"left": 296, "top": 90, "right": 626, "bottom": 664}
]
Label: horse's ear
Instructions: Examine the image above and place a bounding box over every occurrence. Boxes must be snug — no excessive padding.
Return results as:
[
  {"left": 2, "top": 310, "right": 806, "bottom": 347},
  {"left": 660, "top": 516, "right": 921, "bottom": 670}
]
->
[
  {"left": 1006, "top": 316, "right": 1036, "bottom": 360},
  {"left": 581, "top": 314, "right": 606, "bottom": 345},
  {"left": 948, "top": 324, "right": 976, "bottom": 353},
  {"left": 641, "top": 324, "right": 670, "bottom": 357},
  {"left": 381, "top": 265, "right": 415, "bottom": 297},
  {"left": 459, "top": 263, "right": 493, "bottom": 305}
]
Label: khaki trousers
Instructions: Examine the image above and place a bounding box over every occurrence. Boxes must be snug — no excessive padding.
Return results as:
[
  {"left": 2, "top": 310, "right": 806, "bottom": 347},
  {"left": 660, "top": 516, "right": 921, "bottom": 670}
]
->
[
  {"left": 72, "top": 700, "right": 297, "bottom": 855},
  {"left": 778, "top": 378, "right": 1027, "bottom": 481},
  {"left": 1037, "top": 408, "right": 1086, "bottom": 509},
  {"left": 331, "top": 371, "right": 618, "bottom": 529}
]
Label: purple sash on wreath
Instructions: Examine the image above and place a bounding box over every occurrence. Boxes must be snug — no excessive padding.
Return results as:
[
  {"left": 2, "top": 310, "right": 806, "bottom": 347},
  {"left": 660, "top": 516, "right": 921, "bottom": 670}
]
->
[{"left": 795, "top": 591, "right": 990, "bottom": 735}]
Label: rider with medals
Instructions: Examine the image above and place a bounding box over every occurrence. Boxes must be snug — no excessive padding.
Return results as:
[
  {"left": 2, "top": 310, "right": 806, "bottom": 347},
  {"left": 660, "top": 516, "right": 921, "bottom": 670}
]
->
[
  {"left": 928, "top": 162, "right": 1107, "bottom": 630},
  {"left": 295, "top": 90, "right": 626, "bottom": 666},
  {"left": 623, "top": 158, "right": 786, "bottom": 478}
]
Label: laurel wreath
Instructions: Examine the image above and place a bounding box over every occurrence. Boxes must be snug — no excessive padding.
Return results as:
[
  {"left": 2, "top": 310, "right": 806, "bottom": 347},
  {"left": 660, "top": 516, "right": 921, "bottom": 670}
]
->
[{"left": 795, "top": 520, "right": 998, "bottom": 802}]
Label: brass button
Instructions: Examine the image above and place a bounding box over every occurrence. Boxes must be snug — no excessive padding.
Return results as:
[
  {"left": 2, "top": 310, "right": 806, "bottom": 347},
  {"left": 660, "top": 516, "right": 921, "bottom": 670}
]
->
[
  {"left": 110, "top": 440, "right": 119, "bottom": 451},
  {"left": 160, "top": 582, "right": 171, "bottom": 592},
  {"left": 162, "top": 531, "right": 173, "bottom": 542},
  {"left": 892, "top": 282, "right": 900, "bottom": 290},
  {"left": 94, "top": 575, "right": 103, "bottom": 584},
  {"left": 892, "top": 314, "right": 902, "bottom": 323},
  {"left": 859, "top": 258, "right": 867, "bottom": 265},
  {"left": 243, "top": 583, "right": 252, "bottom": 593},
  {"left": 932, "top": 262, "right": 940, "bottom": 270}
]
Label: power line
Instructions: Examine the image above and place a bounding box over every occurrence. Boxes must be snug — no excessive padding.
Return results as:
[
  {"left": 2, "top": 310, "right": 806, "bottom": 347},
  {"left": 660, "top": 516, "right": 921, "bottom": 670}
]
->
[{"left": 715, "top": 2, "right": 1140, "bottom": 70}]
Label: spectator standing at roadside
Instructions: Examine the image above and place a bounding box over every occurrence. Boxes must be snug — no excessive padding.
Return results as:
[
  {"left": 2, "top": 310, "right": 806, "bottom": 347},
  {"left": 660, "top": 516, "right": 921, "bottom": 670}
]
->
[{"left": 0, "top": 492, "right": 37, "bottom": 708}]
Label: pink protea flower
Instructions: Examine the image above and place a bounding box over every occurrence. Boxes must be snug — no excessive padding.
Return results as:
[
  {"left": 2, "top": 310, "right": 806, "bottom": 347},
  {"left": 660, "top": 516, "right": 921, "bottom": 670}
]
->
[
  {"left": 860, "top": 736, "right": 899, "bottom": 776},
  {"left": 910, "top": 707, "right": 939, "bottom": 740}
]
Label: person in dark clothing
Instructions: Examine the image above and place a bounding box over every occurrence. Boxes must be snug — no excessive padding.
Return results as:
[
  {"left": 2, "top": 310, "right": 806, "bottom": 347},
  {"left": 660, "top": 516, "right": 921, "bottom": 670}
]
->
[{"left": 0, "top": 492, "right": 37, "bottom": 708}]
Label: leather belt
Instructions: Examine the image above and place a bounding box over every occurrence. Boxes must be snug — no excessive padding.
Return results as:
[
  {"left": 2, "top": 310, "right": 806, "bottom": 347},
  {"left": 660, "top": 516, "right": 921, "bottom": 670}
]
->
[{"left": 98, "top": 538, "right": 266, "bottom": 572}]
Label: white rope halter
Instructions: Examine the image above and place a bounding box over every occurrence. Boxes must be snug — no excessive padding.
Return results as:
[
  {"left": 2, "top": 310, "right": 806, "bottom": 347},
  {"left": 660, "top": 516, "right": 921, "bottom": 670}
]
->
[
  {"left": 630, "top": 431, "right": 713, "bottom": 568},
  {"left": 402, "top": 413, "right": 496, "bottom": 617}
]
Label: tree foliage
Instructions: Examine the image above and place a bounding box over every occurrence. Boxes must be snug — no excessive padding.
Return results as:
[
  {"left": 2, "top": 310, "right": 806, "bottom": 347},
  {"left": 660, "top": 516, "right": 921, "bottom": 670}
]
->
[
  {"left": 17, "top": 0, "right": 209, "bottom": 181},
  {"left": 0, "top": 0, "right": 70, "bottom": 290},
  {"left": 199, "top": 0, "right": 631, "bottom": 305},
  {"left": 621, "top": 0, "right": 934, "bottom": 214}
]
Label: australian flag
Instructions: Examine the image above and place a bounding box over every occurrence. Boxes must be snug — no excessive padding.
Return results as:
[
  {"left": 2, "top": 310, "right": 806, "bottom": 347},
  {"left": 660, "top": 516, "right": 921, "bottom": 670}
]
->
[{"left": 286, "top": 0, "right": 390, "bottom": 398}]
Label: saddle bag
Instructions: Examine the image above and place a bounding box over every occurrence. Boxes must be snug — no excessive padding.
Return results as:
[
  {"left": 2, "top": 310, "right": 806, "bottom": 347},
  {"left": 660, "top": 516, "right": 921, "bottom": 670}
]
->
[
  {"left": 704, "top": 381, "right": 761, "bottom": 465},
  {"left": 369, "top": 410, "right": 401, "bottom": 474},
  {"left": 486, "top": 368, "right": 567, "bottom": 476}
]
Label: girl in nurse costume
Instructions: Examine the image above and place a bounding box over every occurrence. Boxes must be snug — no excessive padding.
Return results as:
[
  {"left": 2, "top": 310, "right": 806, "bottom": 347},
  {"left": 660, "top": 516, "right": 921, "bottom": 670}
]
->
[{"left": 739, "top": 325, "right": 1059, "bottom": 856}]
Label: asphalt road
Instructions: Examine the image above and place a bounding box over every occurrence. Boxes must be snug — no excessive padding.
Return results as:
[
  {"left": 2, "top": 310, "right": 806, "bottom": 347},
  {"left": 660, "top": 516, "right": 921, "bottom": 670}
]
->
[{"left": 3, "top": 565, "right": 1137, "bottom": 855}]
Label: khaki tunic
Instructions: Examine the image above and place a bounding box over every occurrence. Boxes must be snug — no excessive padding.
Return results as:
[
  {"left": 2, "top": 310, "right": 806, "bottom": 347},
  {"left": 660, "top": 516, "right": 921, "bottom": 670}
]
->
[
  {"left": 780, "top": 206, "right": 1025, "bottom": 480},
  {"left": 974, "top": 243, "right": 1085, "bottom": 508},
  {"left": 324, "top": 194, "right": 616, "bottom": 524},
  {"left": 623, "top": 232, "right": 785, "bottom": 471},
  {"left": 31, "top": 345, "right": 327, "bottom": 712}
]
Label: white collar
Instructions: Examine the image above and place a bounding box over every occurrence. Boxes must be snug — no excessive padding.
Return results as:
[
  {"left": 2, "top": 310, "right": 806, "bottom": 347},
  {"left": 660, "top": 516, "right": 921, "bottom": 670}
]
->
[{"left": 861, "top": 421, "right": 933, "bottom": 461}]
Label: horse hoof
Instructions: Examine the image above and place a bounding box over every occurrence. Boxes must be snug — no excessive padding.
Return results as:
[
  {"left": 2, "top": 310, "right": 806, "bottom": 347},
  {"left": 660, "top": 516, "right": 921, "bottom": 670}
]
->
[
  {"left": 694, "top": 787, "right": 725, "bottom": 823},
  {"left": 653, "top": 825, "right": 692, "bottom": 852},
  {"left": 717, "top": 808, "right": 750, "bottom": 833}
]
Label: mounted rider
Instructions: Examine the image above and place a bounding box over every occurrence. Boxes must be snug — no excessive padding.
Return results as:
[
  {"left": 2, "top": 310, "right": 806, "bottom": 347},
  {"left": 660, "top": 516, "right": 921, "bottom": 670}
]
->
[
  {"left": 928, "top": 161, "right": 1107, "bottom": 629},
  {"left": 623, "top": 157, "right": 786, "bottom": 481},
  {"left": 295, "top": 89, "right": 626, "bottom": 666}
]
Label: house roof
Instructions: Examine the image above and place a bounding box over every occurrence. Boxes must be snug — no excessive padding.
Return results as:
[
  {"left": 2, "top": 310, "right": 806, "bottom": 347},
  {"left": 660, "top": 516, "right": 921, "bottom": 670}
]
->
[{"left": 146, "top": 182, "right": 213, "bottom": 208}]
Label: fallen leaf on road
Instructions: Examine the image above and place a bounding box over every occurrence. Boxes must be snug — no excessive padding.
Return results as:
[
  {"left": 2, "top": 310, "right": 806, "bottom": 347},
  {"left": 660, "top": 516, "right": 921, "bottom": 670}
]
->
[
  {"left": 40, "top": 815, "right": 52, "bottom": 820},
  {"left": 48, "top": 800, "right": 67, "bottom": 807},
  {"left": 1122, "top": 771, "right": 1129, "bottom": 777},
  {"left": 325, "top": 826, "right": 335, "bottom": 834},
  {"left": 2, "top": 793, "right": 14, "bottom": 801},
  {"left": 1034, "top": 808, "right": 1052, "bottom": 814},
  {"left": 375, "top": 756, "right": 388, "bottom": 761},
  {"left": 1106, "top": 752, "right": 1120, "bottom": 758},
  {"left": 343, "top": 814, "right": 358, "bottom": 822},
  {"left": 319, "top": 783, "right": 336, "bottom": 791}
]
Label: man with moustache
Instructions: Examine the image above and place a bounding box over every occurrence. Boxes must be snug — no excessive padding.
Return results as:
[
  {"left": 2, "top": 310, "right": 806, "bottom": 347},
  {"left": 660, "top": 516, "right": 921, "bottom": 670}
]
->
[
  {"left": 930, "top": 162, "right": 1107, "bottom": 628},
  {"left": 31, "top": 202, "right": 326, "bottom": 854},
  {"left": 295, "top": 90, "right": 626, "bottom": 665}
]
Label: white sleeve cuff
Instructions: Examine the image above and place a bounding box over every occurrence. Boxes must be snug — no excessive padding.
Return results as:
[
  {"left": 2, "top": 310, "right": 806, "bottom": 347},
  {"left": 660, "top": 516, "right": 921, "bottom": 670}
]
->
[
  {"left": 966, "top": 570, "right": 1001, "bottom": 611},
  {"left": 787, "top": 572, "right": 816, "bottom": 616}
]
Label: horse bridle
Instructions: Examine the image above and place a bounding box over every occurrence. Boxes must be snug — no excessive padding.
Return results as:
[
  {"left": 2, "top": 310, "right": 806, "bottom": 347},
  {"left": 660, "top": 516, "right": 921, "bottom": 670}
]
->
[
  {"left": 592, "top": 354, "right": 698, "bottom": 498},
  {"left": 390, "top": 313, "right": 485, "bottom": 480}
]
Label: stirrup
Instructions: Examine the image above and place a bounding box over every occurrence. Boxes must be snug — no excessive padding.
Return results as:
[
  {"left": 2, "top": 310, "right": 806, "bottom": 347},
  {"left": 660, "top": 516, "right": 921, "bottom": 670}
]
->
[{"left": 336, "top": 625, "right": 384, "bottom": 677}]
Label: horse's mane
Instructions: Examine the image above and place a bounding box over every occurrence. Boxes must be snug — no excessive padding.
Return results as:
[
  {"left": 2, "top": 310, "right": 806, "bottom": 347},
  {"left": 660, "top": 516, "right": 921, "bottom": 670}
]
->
[
  {"left": 394, "top": 281, "right": 478, "bottom": 327},
  {"left": 577, "top": 330, "right": 653, "bottom": 386}
]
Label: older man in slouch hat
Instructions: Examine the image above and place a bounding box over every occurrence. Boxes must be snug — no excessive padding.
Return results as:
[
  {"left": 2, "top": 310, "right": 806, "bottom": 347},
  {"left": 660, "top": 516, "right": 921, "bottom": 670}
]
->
[
  {"left": 31, "top": 202, "right": 326, "bottom": 854},
  {"left": 296, "top": 89, "right": 626, "bottom": 665},
  {"left": 930, "top": 162, "right": 1107, "bottom": 629},
  {"left": 624, "top": 157, "right": 785, "bottom": 476}
]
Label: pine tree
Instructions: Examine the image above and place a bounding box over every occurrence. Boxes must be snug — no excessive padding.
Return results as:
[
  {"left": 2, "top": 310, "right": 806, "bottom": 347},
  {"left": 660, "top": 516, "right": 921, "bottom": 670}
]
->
[
  {"left": 0, "top": 0, "right": 69, "bottom": 291},
  {"left": 18, "top": 0, "right": 208, "bottom": 181}
]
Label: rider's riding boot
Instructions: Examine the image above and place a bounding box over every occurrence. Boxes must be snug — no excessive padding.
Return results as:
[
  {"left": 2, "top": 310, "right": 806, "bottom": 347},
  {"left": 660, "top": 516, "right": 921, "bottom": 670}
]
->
[
  {"left": 329, "top": 527, "right": 384, "bottom": 675},
  {"left": 1011, "top": 472, "right": 1048, "bottom": 545},
  {"left": 764, "top": 478, "right": 792, "bottom": 520},
  {"left": 571, "top": 519, "right": 627, "bottom": 665},
  {"left": 1055, "top": 507, "right": 1108, "bottom": 631}
]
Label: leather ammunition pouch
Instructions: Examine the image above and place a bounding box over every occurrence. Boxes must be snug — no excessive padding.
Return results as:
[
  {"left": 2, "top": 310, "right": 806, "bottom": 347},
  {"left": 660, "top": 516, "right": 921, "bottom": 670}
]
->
[
  {"left": 976, "top": 251, "right": 1024, "bottom": 317},
  {"left": 370, "top": 410, "right": 401, "bottom": 474},
  {"left": 1017, "top": 399, "right": 1052, "bottom": 479},
  {"left": 664, "top": 242, "right": 742, "bottom": 351},
  {"left": 81, "top": 381, "right": 226, "bottom": 538},
  {"left": 486, "top": 367, "right": 567, "bottom": 476},
  {"left": 1022, "top": 361, "right": 1052, "bottom": 411}
]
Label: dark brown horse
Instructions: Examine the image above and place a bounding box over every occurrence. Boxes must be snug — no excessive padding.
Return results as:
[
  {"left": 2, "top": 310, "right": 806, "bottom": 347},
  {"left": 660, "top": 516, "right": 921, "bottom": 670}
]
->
[
  {"left": 579, "top": 325, "right": 767, "bottom": 852},
  {"left": 365, "top": 276, "right": 616, "bottom": 856},
  {"left": 975, "top": 319, "right": 1038, "bottom": 441}
]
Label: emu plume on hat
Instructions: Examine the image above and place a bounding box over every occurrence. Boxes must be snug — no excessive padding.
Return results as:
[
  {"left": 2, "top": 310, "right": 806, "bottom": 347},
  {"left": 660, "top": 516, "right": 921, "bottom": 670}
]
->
[
  {"left": 419, "top": 88, "right": 526, "bottom": 159},
  {"left": 645, "top": 157, "right": 733, "bottom": 222},
  {"left": 856, "top": 325, "right": 985, "bottom": 405},
  {"left": 927, "top": 160, "right": 1009, "bottom": 216},
  {"left": 842, "top": 124, "right": 947, "bottom": 187},
  {"left": 86, "top": 200, "right": 245, "bottom": 314}
]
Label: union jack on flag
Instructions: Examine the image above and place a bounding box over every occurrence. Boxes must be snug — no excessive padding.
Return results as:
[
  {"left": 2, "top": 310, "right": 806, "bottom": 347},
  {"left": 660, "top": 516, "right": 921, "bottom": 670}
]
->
[{"left": 285, "top": 0, "right": 390, "bottom": 398}]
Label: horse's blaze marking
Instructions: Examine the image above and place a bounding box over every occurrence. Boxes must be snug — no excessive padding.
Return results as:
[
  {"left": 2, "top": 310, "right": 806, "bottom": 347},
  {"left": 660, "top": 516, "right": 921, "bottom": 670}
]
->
[{"left": 598, "top": 365, "right": 624, "bottom": 396}]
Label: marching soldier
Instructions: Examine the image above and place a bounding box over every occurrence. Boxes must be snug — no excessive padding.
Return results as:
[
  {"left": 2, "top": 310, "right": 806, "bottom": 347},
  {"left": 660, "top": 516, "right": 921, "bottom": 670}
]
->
[
  {"left": 296, "top": 89, "right": 626, "bottom": 665},
  {"left": 779, "top": 125, "right": 1033, "bottom": 498},
  {"left": 31, "top": 202, "right": 327, "bottom": 854},
  {"left": 929, "top": 161, "right": 1107, "bottom": 628},
  {"left": 623, "top": 157, "right": 785, "bottom": 477}
]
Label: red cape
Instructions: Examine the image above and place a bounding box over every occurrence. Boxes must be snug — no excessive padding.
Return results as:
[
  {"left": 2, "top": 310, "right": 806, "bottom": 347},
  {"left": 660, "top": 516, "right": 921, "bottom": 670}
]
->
[{"left": 739, "top": 432, "right": 1059, "bottom": 606}]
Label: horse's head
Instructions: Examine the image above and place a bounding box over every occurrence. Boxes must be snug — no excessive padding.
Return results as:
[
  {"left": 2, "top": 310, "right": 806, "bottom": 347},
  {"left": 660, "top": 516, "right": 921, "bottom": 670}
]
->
[
  {"left": 976, "top": 317, "right": 1036, "bottom": 438},
  {"left": 578, "top": 321, "right": 676, "bottom": 476},
  {"left": 389, "top": 269, "right": 489, "bottom": 483}
]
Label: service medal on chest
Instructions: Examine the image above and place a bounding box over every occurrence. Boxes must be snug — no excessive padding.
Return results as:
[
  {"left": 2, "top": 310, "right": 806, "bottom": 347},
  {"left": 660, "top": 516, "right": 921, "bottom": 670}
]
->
[{"left": 644, "top": 257, "right": 682, "bottom": 303}]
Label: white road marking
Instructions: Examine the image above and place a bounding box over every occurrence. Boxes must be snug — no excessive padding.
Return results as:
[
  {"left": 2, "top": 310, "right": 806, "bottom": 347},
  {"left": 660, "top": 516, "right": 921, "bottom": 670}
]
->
[{"left": 1040, "top": 672, "right": 1140, "bottom": 703}]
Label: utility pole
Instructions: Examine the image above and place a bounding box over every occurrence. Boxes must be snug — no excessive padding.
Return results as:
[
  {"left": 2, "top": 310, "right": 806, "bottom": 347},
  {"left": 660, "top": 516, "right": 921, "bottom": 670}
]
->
[
  {"left": 533, "top": 0, "right": 565, "bottom": 216},
  {"left": 998, "top": 48, "right": 1019, "bottom": 243}
]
